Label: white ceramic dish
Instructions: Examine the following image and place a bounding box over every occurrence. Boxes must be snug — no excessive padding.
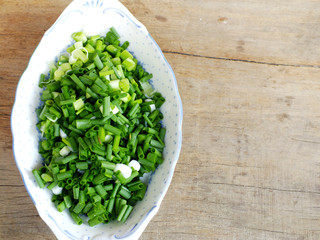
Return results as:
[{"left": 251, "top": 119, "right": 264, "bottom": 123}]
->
[{"left": 11, "top": 0, "right": 183, "bottom": 239}]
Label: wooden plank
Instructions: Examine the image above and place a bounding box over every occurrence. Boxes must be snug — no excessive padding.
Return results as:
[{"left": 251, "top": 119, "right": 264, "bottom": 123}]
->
[
  {"left": 140, "top": 53, "right": 320, "bottom": 239},
  {"left": 125, "top": 0, "right": 320, "bottom": 66}
]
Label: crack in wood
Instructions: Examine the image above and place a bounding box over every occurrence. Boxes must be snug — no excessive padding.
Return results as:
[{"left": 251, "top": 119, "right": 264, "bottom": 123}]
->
[
  {"left": 247, "top": 227, "right": 292, "bottom": 235},
  {"left": 289, "top": 135, "right": 320, "bottom": 144},
  {"left": 163, "top": 50, "right": 320, "bottom": 68}
]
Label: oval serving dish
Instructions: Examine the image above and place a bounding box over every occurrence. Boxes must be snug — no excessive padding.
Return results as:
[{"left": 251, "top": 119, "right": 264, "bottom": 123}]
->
[{"left": 11, "top": 0, "right": 183, "bottom": 239}]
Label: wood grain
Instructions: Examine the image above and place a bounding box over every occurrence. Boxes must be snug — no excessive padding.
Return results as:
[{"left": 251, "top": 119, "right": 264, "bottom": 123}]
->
[{"left": 2, "top": 0, "right": 320, "bottom": 239}]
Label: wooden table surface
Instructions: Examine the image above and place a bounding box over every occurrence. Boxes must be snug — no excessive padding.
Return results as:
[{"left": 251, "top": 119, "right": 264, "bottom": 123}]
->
[{"left": 2, "top": 0, "right": 320, "bottom": 239}]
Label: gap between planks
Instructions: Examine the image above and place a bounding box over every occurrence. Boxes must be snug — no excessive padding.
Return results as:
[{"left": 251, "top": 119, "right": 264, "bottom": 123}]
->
[{"left": 210, "top": 182, "right": 320, "bottom": 195}]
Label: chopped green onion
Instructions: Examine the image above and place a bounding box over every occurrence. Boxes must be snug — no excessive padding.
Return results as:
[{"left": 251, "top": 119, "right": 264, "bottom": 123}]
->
[
  {"left": 72, "top": 31, "right": 87, "bottom": 43},
  {"left": 33, "top": 27, "right": 166, "bottom": 227}
]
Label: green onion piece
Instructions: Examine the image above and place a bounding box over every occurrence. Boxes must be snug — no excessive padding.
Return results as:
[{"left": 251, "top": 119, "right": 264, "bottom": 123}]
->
[
  {"left": 112, "top": 135, "right": 121, "bottom": 153},
  {"left": 103, "top": 96, "right": 110, "bottom": 117},
  {"left": 143, "top": 114, "right": 154, "bottom": 127},
  {"left": 133, "top": 184, "right": 147, "bottom": 201},
  {"left": 105, "top": 143, "right": 113, "bottom": 161},
  {"left": 150, "top": 139, "right": 164, "bottom": 149},
  {"left": 38, "top": 73, "right": 47, "bottom": 88},
  {"left": 91, "top": 194, "right": 102, "bottom": 203},
  {"left": 100, "top": 161, "right": 115, "bottom": 170},
  {"left": 41, "top": 173, "right": 53, "bottom": 183},
  {"left": 47, "top": 181, "right": 58, "bottom": 190},
  {"left": 123, "top": 58, "right": 136, "bottom": 71},
  {"left": 121, "top": 205, "right": 133, "bottom": 222},
  {"left": 86, "top": 87, "right": 99, "bottom": 99},
  {"left": 73, "top": 202, "right": 85, "bottom": 214},
  {"left": 57, "top": 201, "right": 66, "bottom": 212},
  {"left": 146, "top": 152, "right": 158, "bottom": 163},
  {"left": 117, "top": 204, "right": 128, "bottom": 221},
  {"left": 151, "top": 147, "right": 162, "bottom": 157},
  {"left": 32, "top": 170, "right": 45, "bottom": 188},
  {"left": 121, "top": 41, "right": 129, "bottom": 49},
  {"left": 70, "top": 74, "right": 86, "bottom": 92},
  {"left": 76, "top": 161, "right": 88, "bottom": 170},
  {"left": 128, "top": 103, "right": 140, "bottom": 118},
  {"left": 57, "top": 170, "right": 73, "bottom": 181},
  {"left": 139, "top": 158, "right": 155, "bottom": 172},
  {"left": 118, "top": 186, "right": 131, "bottom": 199},
  {"left": 95, "top": 185, "right": 108, "bottom": 198},
  {"left": 73, "top": 98, "right": 84, "bottom": 111},
  {"left": 83, "top": 202, "right": 93, "bottom": 214},
  {"left": 107, "top": 197, "right": 115, "bottom": 213},
  {"left": 64, "top": 195, "right": 72, "bottom": 209},
  {"left": 79, "top": 190, "right": 86, "bottom": 203},
  {"left": 127, "top": 181, "right": 144, "bottom": 192},
  {"left": 88, "top": 215, "right": 104, "bottom": 227},
  {"left": 86, "top": 187, "right": 96, "bottom": 197},
  {"left": 120, "top": 50, "right": 133, "bottom": 61},
  {"left": 91, "top": 144, "right": 106, "bottom": 156},
  {"left": 73, "top": 185, "right": 80, "bottom": 199},
  {"left": 159, "top": 128, "right": 166, "bottom": 142},
  {"left": 55, "top": 153, "right": 78, "bottom": 164},
  {"left": 75, "top": 119, "right": 92, "bottom": 130},
  {"left": 111, "top": 57, "right": 121, "bottom": 66},
  {"left": 95, "top": 78, "right": 108, "bottom": 91},
  {"left": 137, "top": 146, "right": 145, "bottom": 159},
  {"left": 92, "top": 173, "right": 108, "bottom": 185},
  {"left": 111, "top": 182, "right": 121, "bottom": 198},
  {"left": 93, "top": 53, "right": 104, "bottom": 70},
  {"left": 104, "top": 184, "right": 113, "bottom": 191},
  {"left": 155, "top": 97, "right": 166, "bottom": 108},
  {"left": 106, "top": 45, "right": 118, "bottom": 56},
  {"left": 70, "top": 211, "right": 83, "bottom": 225},
  {"left": 72, "top": 31, "right": 87, "bottom": 43},
  {"left": 104, "top": 124, "right": 122, "bottom": 135}
]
